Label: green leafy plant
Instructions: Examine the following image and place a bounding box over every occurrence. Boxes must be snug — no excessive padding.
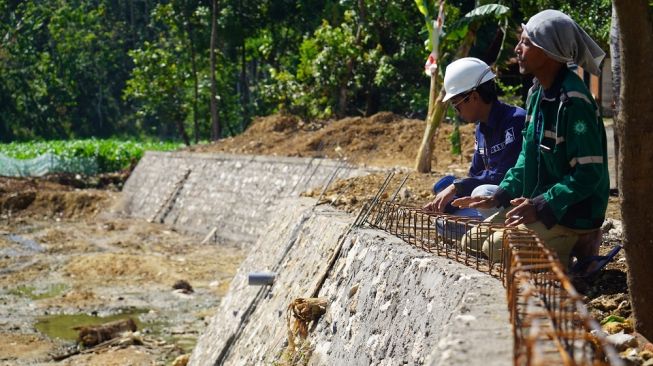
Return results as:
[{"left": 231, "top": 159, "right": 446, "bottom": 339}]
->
[
  {"left": 0, "top": 139, "right": 181, "bottom": 173},
  {"left": 450, "top": 121, "right": 461, "bottom": 155}
]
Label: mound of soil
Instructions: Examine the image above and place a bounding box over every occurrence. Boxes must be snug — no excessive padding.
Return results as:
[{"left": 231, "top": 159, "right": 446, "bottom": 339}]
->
[
  {"left": 191, "top": 112, "right": 476, "bottom": 172},
  {"left": 0, "top": 177, "right": 113, "bottom": 220}
]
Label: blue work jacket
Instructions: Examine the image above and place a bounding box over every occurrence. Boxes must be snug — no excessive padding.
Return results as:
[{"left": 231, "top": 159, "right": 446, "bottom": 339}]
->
[{"left": 457, "top": 100, "right": 526, "bottom": 196}]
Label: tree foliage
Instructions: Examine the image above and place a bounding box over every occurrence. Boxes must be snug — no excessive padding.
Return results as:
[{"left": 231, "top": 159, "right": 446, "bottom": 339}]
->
[
  {"left": 517, "top": 0, "right": 611, "bottom": 50},
  {"left": 0, "top": 0, "right": 616, "bottom": 143}
]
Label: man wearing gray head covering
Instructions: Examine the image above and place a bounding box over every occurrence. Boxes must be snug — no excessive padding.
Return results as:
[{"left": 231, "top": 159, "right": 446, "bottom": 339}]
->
[
  {"left": 452, "top": 10, "right": 615, "bottom": 275},
  {"left": 521, "top": 9, "right": 605, "bottom": 75}
]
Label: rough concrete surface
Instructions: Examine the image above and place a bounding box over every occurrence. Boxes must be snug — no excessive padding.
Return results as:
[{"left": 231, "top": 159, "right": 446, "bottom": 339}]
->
[
  {"left": 121, "top": 151, "right": 376, "bottom": 244},
  {"left": 189, "top": 199, "right": 511, "bottom": 366},
  {"left": 311, "top": 228, "right": 511, "bottom": 366},
  {"left": 122, "top": 153, "right": 511, "bottom": 366},
  {"left": 189, "top": 198, "right": 353, "bottom": 365}
]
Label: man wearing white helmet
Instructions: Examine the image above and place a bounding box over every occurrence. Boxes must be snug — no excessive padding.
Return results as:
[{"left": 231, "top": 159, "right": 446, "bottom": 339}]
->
[
  {"left": 423, "top": 57, "right": 525, "bottom": 220},
  {"left": 453, "top": 10, "right": 612, "bottom": 271}
]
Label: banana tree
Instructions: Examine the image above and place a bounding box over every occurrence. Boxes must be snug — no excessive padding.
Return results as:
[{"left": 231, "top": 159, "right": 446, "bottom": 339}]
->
[{"left": 414, "top": 3, "right": 511, "bottom": 173}]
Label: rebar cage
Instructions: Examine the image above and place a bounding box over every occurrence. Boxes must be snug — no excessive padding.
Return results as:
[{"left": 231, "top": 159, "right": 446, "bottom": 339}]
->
[{"left": 360, "top": 200, "right": 622, "bottom": 366}]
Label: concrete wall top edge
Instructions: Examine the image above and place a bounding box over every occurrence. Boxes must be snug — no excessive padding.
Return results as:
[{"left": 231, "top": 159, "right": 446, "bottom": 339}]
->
[{"left": 143, "top": 150, "right": 402, "bottom": 172}]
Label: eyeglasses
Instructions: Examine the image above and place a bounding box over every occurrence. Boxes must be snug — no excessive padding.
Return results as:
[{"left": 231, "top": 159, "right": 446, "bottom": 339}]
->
[{"left": 451, "top": 93, "right": 471, "bottom": 111}]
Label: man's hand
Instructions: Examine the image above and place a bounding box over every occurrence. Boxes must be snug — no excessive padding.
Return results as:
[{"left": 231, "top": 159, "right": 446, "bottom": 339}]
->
[
  {"left": 451, "top": 195, "right": 497, "bottom": 209},
  {"left": 504, "top": 197, "right": 537, "bottom": 226},
  {"left": 422, "top": 184, "right": 456, "bottom": 212}
]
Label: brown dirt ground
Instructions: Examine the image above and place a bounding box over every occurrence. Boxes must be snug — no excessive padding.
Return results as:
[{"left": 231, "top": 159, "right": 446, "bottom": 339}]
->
[
  {"left": 0, "top": 177, "right": 244, "bottom": 365},
  {"left": 0, "top": 112, "right": 639, "bottom": 364},
  {"left": 190, "top": 112, "right": 475, "bottom": 172}
]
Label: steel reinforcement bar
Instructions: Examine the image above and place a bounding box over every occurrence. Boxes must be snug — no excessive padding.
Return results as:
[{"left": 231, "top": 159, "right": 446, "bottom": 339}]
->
[{"left": 361, "top": 200, "right": 622, "bottom": 366}]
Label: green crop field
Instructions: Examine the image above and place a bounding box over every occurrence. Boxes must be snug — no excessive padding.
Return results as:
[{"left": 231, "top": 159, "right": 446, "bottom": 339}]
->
[{"left": 0, "top": 139, "right": 182, "bottom": 174}]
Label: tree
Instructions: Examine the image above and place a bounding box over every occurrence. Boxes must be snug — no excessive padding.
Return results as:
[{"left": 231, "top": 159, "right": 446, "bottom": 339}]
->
[
  {"left": 414, "top": 3, "right": 511, "bottom": 172},
  {"left": 123, "top": 2, "right": 210, "bottom": 145},
  {"left": 0, "top": 0, "right": 156, "bottom": 141},
  {"left": 47, "top": 2, "right": 127, "bottom": 138},
  {"left": 517, "top": 0, "right": 611, "bottom": 50},
  {"left": 210, "top": 0, "right": 221, "bottom": 141},
  {"left": 609, "top": 3, "right": 620, "bottom": 190},
  {"left": 260, "top": 0, "right": 428, "bottom": 121},
  {"left": 612, "top": 0, "right": 653, "bottom": 341}
]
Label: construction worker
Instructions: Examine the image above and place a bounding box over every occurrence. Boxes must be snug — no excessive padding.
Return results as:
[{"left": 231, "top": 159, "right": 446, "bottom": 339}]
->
[
  {"left": 453, "top": 10, "right": 610, "bottom": 269},
  {"left": 423, "top": 57, "right": 526, "bottom": 220}
]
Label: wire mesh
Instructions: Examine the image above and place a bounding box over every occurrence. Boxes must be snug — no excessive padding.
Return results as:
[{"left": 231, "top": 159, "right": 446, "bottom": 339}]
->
[
  {"left": 362, "top": 200, "right": 622, "bottom": 366},
  {"left": 0, "top": 153, "right": 98, "bottom": 177}
]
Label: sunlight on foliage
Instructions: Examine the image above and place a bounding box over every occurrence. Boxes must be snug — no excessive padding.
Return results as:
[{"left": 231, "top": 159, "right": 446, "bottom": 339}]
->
[{"left": 0, "top": 139, "right": 182, "bottom": 173}]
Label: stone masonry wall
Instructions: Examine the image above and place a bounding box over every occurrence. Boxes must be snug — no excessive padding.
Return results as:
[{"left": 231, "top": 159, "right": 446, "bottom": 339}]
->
[
  {"left": 189, "top": 198, "right": 511, "bottom": 366},
  {"left": 122, "top": 153, "right": 512, "bottom": 365},
  {"left": 120, "top": 151, "right": 377, "bottom": 245},
  {"left": 312, "top": 231, "right": 512, "bottom": 366}
]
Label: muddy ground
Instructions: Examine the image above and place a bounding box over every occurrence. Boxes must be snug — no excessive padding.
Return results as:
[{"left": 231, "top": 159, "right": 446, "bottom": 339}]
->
[
  {"left": 0, "top": 177, "right": 245, "bottom": 365},
  {"left": 0, "top": 112, "right": 640, "bottom": 365}
]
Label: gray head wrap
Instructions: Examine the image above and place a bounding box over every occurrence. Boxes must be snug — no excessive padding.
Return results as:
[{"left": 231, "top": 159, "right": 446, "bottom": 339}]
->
[{"left": 523, "top": 9, "right": 605, "bottom": 75}]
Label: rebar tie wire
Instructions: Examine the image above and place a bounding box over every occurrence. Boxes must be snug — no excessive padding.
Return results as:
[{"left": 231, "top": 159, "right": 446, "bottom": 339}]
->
[{"left": 359, "top": 200, "right": 623, "bottom": 366}]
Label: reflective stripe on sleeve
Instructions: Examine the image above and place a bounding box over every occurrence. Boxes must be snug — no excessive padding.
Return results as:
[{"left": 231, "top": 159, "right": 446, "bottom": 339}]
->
[
  {"left": 567, "top": 91, "right": 592, "bottom": 105},
  {"left": 566, "top": 91, "right": 601, "bottom": 118},
  {"left": 544, "top": 130, "right": 565, "bottom": 144},
  {"left": 569, "top": 156, "right": 604, "bottom": 167}
]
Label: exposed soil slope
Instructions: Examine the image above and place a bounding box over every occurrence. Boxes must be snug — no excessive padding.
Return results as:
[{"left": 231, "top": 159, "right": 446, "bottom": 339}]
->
[{"left": 191, "top": 112, "right": 476, "bottom": 173}]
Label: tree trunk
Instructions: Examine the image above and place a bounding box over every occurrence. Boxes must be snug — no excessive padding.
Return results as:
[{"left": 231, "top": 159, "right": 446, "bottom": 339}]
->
[
  {"left": 175, "top": 112, "right": 191, "bottom": 146},
  {"left": 609, "top": 3, "right": 621, "bottom": 191},
  {"left": 613, "top": 0, "right": 653, "bottom": 341},
  {"left": 240, "top": 41, "right": 249, "bottom": 131},
  {"left": 337, "top": 0, "right": 366, "bottom": 118},
  {"left": 415, "top": 28, "right": 477, "bottom": 173},
  {"left": 414, "top": 75, "right": 442, "bottom": 172},
  {"left": 237, "top": 0, "right": 249, "bottom": 131},
  {"left": 365, "top": 84, "right": 379, "bottom": 116},
  {"left": 185, "top": 10, "right": 200, "bottom": 144},
  {"left": 209, "top": 0, "right": 220, "bottom": 141}
]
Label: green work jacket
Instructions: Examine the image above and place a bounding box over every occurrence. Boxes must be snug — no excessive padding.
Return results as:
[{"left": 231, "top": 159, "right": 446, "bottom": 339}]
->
[{"left": 494, "top": 67, "right": 609, "bottom": 230}]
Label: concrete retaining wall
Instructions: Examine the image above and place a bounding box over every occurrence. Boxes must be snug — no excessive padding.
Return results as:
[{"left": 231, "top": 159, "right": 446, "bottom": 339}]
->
[
  {"left": 189, "top": 198, "right": 511, "bottom": 366},
  {"left": 120, "top": 151, "right": 376, "bottom": 244},
  {"left": 122, "top": 153, "right": 511, "bottom": 365}
]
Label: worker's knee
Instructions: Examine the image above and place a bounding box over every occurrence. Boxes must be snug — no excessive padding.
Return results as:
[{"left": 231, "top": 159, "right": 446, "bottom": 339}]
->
[{"left": 482, "top": 231, "right": 504, "bottom": 263}]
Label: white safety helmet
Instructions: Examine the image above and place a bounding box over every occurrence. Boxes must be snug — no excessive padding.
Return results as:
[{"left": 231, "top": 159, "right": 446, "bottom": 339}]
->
[{"left": 442, "top": 57, "right": 496, "bottom": 102}]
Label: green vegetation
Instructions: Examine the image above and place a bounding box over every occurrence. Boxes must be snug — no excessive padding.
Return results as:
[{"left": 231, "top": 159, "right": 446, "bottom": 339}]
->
[
  {"left": 0, "top": 139, "right": 182, "bottom": 173},
  {"left": 9, "top": 283, "right": 68, "bottom": 300},
  {"left": 0, "top": 1, "right": 614, "bottom": 144},
  {"left": 450, "top": 122, "right": 462, "bottom": 156}
]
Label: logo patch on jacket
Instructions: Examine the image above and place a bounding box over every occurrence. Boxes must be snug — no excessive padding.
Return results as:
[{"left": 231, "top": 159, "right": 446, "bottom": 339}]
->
[
  {"left": 505, "top": 128, "right": 515, "bottom": 144},
  {"left": 490, "top": 127, "right": 515, "bottom": 154},
  {"left": 574, "top": 121, "right": 587, "bottom": 135}
]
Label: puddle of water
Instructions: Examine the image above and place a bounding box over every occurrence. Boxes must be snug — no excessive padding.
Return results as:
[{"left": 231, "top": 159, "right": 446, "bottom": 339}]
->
[
  {"left": 170, "top": 335, "right": 197, "bottom": 353},
  {"left": 35, "top": 309, "right": 149, "bottom": 342},
  {"left": 9, "top": 283, "right": 68, "bottom": 300}
]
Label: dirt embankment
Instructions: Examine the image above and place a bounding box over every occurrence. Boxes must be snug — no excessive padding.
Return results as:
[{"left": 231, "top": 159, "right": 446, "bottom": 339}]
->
[
  {"left": 192, "top": 112, "right": 622, "bottom": 219},
  {"left": 190, "top": 112, "right": 476, "bottom": 172}
]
